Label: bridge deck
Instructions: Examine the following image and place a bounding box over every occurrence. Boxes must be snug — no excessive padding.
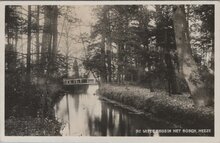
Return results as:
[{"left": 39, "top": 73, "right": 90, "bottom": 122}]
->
[{"left": 63, "top": 78, "right": 98, "bottom": 85}]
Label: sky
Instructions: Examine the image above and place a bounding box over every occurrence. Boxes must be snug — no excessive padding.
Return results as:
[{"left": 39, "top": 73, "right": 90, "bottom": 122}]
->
[
  {"left": 58, "top": 6, "right": 96, "bottom": 59},
  {"left": 58, "top": 6, "right": 97, "bottom": 75},
  {"left": 13, "top": 5, "right": 97, "bottom": 75}
]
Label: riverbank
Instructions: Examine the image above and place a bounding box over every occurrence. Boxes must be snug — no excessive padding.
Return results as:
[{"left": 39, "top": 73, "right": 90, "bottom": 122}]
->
[
  {"left": 5, "top": 116, "right": 61, "bottom": 136},
  {"left": 98, "top": 84, "right": 214, "bottom": 129},
  {"left": 5, "top": 78, "right": 63, "bottom": 136}
]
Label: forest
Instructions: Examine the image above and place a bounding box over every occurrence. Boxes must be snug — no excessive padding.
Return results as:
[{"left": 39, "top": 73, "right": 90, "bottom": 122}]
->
[{"left": 5, "top": 5, "right": 214, "bottom": 136}]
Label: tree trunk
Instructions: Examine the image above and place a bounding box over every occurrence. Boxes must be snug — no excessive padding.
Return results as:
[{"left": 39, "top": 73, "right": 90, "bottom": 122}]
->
[
  {"left": 106, "top": 11, "right": 112, "bottom": 83},
  {"left": 6, "top": 25, "right": 10, "bottom": 45},
  {"left": 41, "top": 6, "right": 52, "bottom": 75},
  {"left": 100, "top": 35, "right": 107, "bottom": 83},
  {"left": 64, "top": 15, "right": 70, "bottom": 78},
  {"left": 173, "top": 5, "right": 213, "bottom": 106},
  {"left": 164, "top": 29, "right": 179, "bottom": 94},
  {"left": 51, "top": 6, "right": 58, "bottom": 75},
  {"left": 117, "top": 42, "right": 123, "bottom": 84},
  {"left": 26, "top": 6, "right": 31, "bottom": 83},
  {"left": 106, "top": 40, "right": 112, "bottom": 83},
  {"left": 14, "top": 27, "right": 18, "bottom": 52},
  {"left": 73, "top": 60, "right": 79, "bottom": 78},
  {"left": 47, "top": 26, "right": 53, "bottom": 76},
  {"left": 65, "top": 56, "right": 69, "bottom": 77},
  {"left": 147, "top": 62, "right": 154, "bottom": 92},
  {"left": 36, "top": 6, "right": 40, "bottom": 69}
]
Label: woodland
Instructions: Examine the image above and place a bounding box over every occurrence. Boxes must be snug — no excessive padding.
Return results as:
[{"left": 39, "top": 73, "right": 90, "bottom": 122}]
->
[{"left": 5, "top": 5, "right": 214, "bottom": 135}]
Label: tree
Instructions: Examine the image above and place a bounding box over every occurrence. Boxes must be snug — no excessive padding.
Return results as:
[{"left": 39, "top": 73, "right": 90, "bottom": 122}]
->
[
  {"left": 26, "top": 6, "right": 31, "bottom": 83},
  {"left": 41, "top": 6, "right": 59, "bottom": 76},
  {"left": 5, "top": 6, "right": 24, "bottom": 47},
  {"left": 5, "top": 6, "right": 24, "bottom": 74},
  {"left": 36, "top": 6, "right": 40, "bottom": 73},
  {"left": 89, "top": 6, "right": 109, "bottom": 83},
  {"left": 173, "top": 5, "right": 213, "bottom": 106},
  {"left": 51, "top": 6, "right": 59, "bottom": 75},
  {"left": 193, "top": 5, "right": 214, "bottom": 71},
  {"left": 155, "top": 5, "right": 180, "bottom": 94},
  {"left": 103, "top": 6, "right": 113, "bottom": 83},
  {"left": 41, "top": 6, "right": 51, "bottom": 75},
  {"left": 72, "top": 60, "right": 79, "bottom": 78}
]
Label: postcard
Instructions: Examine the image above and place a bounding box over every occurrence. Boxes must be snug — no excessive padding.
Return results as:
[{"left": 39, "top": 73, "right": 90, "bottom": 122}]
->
[{"left": 0, "top": 1, "right": 220, "bottom": 143}]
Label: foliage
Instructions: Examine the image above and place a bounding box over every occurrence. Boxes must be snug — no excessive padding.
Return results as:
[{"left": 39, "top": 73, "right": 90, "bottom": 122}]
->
[
  {"left": 5, "top": 6, "right": 25, "bottom": 41},
  {"left": 99, "top": 84, "right": 214, "bottom": 129},
  {"left": 190, "top": 5, "right": 214, "bottom": 70},
  {"left": 5, "top": 6, "right": 65, "bottom": 133},
  {"left": 5, "top": 117, "right": 61, "bottom": 136},
  {"left": 85, "top": 5, "right": 214, "bottom": 98}
]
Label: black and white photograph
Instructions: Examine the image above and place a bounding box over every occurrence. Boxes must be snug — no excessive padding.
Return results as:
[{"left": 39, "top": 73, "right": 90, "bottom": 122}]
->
[{"left": 1, "top": 1, "right": 219, "bottom": 140}]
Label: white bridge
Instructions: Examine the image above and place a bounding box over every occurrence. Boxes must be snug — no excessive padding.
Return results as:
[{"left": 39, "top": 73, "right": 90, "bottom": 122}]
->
[{"left": 63, "top": 78, "right": 98, "bottom": 85}]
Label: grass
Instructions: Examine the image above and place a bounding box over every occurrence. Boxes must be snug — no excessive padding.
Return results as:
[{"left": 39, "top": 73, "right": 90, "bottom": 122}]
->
[
  {"left": 5, "top": 116, "right": 61, "bottom": 136},
  {"left": 5, "top": 80, "right": 64, "bottom": 136},
  {"left": 98, "top": 84, "right": 214, "bottom": 129}
]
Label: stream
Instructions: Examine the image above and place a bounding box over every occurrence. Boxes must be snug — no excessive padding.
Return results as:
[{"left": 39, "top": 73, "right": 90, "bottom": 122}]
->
[{"left": 54, "top": 85, "right": 176, "bottom": 136}]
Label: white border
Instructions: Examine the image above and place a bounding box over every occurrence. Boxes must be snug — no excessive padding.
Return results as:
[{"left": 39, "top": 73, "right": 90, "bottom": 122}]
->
[{"left": 0, "top": 1, "right": 220, "bottom": 143}]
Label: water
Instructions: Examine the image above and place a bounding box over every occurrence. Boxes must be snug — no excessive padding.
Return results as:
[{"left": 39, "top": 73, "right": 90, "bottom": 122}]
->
[{"left": 54, "top": 85, "right": 175, "bottom": 136}]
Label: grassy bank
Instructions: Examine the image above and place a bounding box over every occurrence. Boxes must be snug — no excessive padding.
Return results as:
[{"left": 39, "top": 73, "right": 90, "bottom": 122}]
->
[
  {"left": 5, "top": 78, "right": 64, "bottom": 136},
  {"left": 5, "top": 117, "right": 61, "bottom": 136},
  {"left": 98, "top": 84, "right": 214, "bottom": 129}
]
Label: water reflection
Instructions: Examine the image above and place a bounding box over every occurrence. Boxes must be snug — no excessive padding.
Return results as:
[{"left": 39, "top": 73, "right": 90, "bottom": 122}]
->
[{"left": 54, "top": 85, "right": 173, "bottom": 136}]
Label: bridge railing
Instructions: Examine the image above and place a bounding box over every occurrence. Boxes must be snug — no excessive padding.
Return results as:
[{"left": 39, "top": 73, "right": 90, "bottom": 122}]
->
[{"left": 63, "top": 78, "right": 97, "bottom": 85}]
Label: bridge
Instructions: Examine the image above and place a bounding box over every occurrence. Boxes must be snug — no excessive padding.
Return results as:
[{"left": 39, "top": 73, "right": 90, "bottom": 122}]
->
[{"left": 63, "top": 78, "right": 98, "bottom": 85}]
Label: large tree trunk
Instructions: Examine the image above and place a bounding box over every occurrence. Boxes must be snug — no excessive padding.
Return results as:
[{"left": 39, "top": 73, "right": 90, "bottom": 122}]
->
[
  {"left": 36, "top": 6, "right": 40, "bottom": 69},
  {"left": 164, "top": 29, "right": 180, "bottom": 95},
  {"left": 173, "top": 5, "right": 213, "bottom": 106},
  {"left": 26, "top": 6, "right": 31, "bottom": 83},
  {"left": 51, "top": 6, "right": 58, "bottom": 75},
  {"left": 155, "top": 5, "right": 179, "bottom": 95},
  {"left": 41, "top": 6, "right": 52, "bottom": 75}
]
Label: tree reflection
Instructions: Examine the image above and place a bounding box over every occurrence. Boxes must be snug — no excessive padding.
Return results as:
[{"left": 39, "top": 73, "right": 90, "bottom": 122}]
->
[
  {"left": 55, "top": 85, "right": 178, "bottom": 136},
  {"left": 101, "top": 103, "right": 107, "bottom": 136}
]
